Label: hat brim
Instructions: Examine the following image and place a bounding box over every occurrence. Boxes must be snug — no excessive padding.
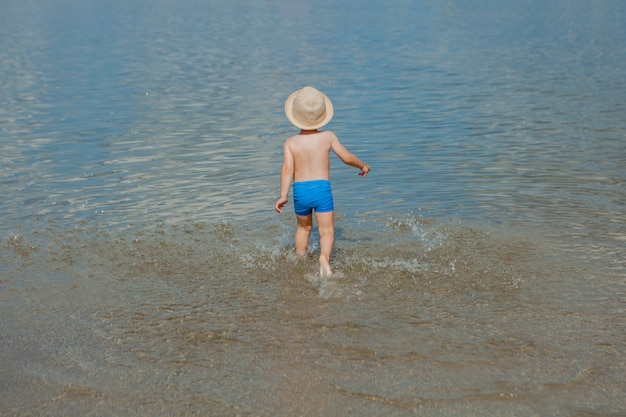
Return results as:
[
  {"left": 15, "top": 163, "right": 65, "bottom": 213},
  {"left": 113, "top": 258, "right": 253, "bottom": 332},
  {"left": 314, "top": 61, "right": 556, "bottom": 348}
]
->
[{"left": 284, "top": 88, "right": 334, "bottom": 130}]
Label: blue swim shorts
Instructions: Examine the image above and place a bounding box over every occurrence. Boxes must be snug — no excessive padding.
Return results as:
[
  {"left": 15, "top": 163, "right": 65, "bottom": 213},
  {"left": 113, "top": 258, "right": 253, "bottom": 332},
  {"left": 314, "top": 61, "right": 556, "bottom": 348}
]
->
[{"left": 292, "top": 179, "right": 334, "bottom": 216}]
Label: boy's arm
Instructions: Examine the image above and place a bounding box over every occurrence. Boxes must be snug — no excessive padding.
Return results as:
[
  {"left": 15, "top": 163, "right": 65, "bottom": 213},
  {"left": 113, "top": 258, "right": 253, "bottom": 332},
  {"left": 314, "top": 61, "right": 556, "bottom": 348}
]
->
[
  {"left": 275, "top": 142, "right": 294, "bottom": 213},
  {"left": 330, "top": 135, "right": 370, "bottom": 177}
]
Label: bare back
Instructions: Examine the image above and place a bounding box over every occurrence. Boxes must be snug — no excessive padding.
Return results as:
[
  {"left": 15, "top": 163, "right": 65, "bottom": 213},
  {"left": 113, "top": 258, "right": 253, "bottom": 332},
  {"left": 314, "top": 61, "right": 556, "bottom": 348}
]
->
[{"left": 285, "top": 130, "right": 334, "bottom": 182}]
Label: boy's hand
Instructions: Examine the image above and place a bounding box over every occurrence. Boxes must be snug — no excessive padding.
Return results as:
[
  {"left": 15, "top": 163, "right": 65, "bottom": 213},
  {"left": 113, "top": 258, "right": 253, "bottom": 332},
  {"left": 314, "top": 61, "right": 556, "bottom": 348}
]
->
[
  {"left": 275, "top": 197, "right": 288, "bottom": 214},
  {"left": 359, "top": 164, "right": 371, "bottom": 177}
]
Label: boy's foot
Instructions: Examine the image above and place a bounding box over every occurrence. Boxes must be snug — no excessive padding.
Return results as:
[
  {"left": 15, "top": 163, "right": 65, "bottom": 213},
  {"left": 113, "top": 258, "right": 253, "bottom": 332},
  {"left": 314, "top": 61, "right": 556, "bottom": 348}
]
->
[{"left": 319, "top": 254, "right": 332, "bottom": 277}]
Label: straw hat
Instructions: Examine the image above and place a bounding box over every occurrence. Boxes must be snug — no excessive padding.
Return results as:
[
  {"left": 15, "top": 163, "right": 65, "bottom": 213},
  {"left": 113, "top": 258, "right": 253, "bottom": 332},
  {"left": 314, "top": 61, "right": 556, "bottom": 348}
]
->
[{"left": 284, "top": 86, "right": 334, "bottom": 130}]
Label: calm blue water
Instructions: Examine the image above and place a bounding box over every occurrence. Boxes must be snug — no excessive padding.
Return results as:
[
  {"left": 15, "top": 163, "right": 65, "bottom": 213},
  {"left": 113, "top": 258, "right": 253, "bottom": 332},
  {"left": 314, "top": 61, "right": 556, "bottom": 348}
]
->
[{"left": 1, "top": 1, "right": 625, "bottom": 416}]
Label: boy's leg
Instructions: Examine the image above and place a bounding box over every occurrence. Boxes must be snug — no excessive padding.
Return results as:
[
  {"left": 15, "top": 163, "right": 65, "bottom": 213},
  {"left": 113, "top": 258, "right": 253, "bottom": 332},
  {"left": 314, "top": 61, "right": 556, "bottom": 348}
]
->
[
  {"left": 295, "top": 214, "right": 313, "bottom": 256},
  {"left": 315, "top": 211, "right": 335, "bottom": 276}
]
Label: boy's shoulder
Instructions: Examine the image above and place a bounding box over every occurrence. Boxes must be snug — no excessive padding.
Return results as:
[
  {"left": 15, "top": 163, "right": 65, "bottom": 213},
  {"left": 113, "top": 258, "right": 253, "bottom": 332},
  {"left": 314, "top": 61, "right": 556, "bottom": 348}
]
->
[
  {"left": 284, "top": 130, "right": 338, "bottom": 148},
  {"left": 287, "top": 130, "right": 336, "bottom": 139}
]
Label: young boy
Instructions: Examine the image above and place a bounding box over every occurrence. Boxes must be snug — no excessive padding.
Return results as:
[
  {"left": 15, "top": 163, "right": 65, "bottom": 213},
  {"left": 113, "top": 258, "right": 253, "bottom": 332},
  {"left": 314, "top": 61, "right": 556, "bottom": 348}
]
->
[{"left": 275, "top": 86, "right": 370, "bottom": 277}]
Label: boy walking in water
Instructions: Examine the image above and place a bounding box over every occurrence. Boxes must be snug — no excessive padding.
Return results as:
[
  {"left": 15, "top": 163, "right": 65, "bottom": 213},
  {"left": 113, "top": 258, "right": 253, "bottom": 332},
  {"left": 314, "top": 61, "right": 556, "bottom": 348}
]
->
[{"left": 275, "top": 86, "right": 370, "bottom": 276}]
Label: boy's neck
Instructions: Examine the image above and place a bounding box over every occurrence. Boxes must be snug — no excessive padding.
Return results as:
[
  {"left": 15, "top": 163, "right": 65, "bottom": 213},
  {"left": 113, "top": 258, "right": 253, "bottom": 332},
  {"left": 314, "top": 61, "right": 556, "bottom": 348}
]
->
[{"left": 300, "top": 129, "right": 319, "bottom": 134}]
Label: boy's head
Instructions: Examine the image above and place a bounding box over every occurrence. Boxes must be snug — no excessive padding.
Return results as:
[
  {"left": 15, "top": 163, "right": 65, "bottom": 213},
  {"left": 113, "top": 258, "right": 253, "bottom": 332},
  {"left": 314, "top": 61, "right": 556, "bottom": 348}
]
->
[{"left": 285, "top": 86, "right": 334, "bottom": 130}]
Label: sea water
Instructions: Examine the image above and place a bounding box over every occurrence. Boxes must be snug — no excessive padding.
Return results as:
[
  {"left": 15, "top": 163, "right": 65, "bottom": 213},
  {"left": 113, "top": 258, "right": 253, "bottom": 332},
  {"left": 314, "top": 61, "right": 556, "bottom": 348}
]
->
[{"left": 1, "top": 1, "right": 625, "bottom": 416}]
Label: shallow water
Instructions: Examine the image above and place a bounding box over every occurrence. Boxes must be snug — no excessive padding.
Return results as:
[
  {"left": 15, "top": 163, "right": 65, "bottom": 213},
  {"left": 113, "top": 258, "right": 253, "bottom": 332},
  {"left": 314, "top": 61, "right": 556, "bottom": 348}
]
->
[{"left": 1, "top": 1, "right": 625, "bottom": 416}]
